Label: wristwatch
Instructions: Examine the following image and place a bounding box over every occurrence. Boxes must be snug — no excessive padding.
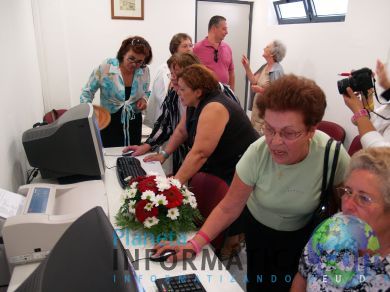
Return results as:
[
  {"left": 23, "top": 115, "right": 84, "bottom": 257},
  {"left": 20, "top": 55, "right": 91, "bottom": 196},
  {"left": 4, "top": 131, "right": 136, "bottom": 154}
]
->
[
  {"left": 351, "top": 109, "right": 369, "bottom": 125},
  {"left": 160, "top": 149, "right": 170, "bottom": 159}
]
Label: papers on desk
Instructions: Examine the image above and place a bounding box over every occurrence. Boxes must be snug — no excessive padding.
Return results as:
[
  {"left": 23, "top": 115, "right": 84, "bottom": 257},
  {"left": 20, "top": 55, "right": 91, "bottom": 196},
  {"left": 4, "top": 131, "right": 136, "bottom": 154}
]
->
[{"left": 0, "top": 188, "right": 25, "bottom": 219}]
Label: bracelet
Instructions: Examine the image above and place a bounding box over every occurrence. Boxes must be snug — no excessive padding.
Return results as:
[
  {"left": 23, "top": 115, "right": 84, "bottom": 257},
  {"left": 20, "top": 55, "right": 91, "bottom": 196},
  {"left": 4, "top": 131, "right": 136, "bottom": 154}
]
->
[
  {"left": 197, "top": 231, "right": 211, "bottom": 244},
  {"left": 160, "top": 150, "right": 170, "bottom": 159},
  {"left": 351, "top": 109, "right": 369, "bottom": 125},
  {"left": 187, "top": 239, "right": 201, "bottom": 255}
]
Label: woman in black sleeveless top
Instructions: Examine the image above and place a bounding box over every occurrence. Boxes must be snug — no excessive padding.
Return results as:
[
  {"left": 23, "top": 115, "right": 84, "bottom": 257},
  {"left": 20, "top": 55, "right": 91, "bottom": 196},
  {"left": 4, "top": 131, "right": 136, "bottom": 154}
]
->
[{"left": 144, "top": 64, "right": 258, "bottom": 184}]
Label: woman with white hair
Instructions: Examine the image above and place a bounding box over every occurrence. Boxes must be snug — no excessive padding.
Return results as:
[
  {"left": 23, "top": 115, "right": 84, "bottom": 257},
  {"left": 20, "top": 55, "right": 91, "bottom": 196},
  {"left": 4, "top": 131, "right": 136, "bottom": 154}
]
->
[{"left": 242, "top": 40, "right": 286, "bottom": 133}]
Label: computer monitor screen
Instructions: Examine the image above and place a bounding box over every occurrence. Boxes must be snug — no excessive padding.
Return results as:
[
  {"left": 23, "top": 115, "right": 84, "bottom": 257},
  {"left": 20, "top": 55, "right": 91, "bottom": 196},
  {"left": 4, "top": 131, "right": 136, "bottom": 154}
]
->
[
  {"left": 15, "top": 207, "right": 144, "bottom": 292},
  {"left": 22, "top": 103, "right": 105, "bottom": 182}
]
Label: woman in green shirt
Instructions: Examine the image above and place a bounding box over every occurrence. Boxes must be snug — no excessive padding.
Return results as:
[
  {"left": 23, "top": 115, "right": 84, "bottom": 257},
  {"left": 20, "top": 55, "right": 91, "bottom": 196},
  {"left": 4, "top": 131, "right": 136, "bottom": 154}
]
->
[{"left": 153, "top": 74, "right": 350, "bottom": 292}]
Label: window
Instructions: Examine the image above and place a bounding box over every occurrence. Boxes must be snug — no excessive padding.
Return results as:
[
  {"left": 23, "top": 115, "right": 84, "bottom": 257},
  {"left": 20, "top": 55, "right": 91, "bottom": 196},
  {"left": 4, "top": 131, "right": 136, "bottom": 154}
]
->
[{"left": 273, "top": 0, "right": 348, "bottom": 25}]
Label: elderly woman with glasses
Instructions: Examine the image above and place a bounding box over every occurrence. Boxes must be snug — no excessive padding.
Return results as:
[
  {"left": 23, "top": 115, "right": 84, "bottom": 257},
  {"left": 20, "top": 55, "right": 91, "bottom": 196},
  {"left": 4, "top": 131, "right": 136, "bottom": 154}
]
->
[
  {"left": 242, "top": 40, "right": 286, "bottom": 134},
  {"left": 292, "top": 147, "right": 390, "bottom": 291},
  {"left": 153, "top": 74, "right": 350, "bottom": 292},
  {"left": 80, "top": 36, "right": 152, "bottom": 147}
]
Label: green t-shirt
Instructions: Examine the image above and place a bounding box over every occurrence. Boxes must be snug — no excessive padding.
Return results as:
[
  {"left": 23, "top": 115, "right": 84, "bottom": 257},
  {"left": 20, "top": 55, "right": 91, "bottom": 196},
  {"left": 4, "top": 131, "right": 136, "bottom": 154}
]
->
[{"left": 236, "top": 131, "right": 350, "bottom": 231}]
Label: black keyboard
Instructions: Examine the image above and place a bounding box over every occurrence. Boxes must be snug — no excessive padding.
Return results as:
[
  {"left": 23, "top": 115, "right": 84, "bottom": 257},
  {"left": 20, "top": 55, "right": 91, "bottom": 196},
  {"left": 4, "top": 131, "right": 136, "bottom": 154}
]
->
[
  {"left": 155, "top": 274, "right": 206, "bottom": 292},
  {"left": 116, "top": 156, "right": 146, "bottom": 188}
]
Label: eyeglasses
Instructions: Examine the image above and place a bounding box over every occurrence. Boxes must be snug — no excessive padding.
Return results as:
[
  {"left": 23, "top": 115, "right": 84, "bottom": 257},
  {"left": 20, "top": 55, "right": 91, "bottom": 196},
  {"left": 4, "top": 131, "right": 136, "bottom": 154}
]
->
[
  {"left": 127, "top": 56, "right": 145, "bottom": 67},
  {"left": 167, "top": 69, "right": 182, "bottom": 80},
  {"left": 214, "top": 49, "right": 218, "bottom": 63},
  {"left": 336, "top": 186, "right": 377, "bottom": 208},
  {"left": 262, "top": 124, "right": 305, "bottom": 141}
]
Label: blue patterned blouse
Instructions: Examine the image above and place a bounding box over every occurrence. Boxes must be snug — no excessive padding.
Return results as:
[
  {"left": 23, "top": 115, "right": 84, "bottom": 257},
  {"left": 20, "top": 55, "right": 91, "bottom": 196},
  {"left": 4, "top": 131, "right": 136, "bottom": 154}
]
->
[{"left": 80, "top": 58, "right": 150, "bottom": 145}]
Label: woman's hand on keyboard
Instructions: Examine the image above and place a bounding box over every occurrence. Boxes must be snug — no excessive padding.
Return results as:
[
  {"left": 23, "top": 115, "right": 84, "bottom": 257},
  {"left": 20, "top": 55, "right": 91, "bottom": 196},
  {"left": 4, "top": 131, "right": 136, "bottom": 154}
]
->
[{"left": 122, "top": 144, "right": 151, "bottom": 156}]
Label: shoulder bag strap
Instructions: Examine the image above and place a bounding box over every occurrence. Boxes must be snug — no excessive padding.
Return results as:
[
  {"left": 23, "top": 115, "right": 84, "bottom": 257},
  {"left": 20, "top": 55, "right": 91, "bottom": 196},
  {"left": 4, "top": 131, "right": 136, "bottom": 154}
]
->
[
  {"left": 319, "top": 138, "right": 333, "bottom": 205},
  {"left": 327, "top": 141, "right": 342, "bottom": 189}
]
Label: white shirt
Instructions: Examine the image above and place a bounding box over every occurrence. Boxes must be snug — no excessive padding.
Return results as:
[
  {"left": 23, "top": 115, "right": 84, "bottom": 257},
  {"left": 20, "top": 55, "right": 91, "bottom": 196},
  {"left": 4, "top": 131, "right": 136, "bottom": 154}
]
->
[{"left": 361, "top": 104, "right": 390, "bottom": 148}]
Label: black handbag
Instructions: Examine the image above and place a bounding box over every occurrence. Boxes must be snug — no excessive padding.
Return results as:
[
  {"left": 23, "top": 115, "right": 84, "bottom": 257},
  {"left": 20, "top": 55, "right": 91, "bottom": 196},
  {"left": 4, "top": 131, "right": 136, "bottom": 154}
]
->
[{"left": 310, "top": 138, "right": 342, "bottom": 229}]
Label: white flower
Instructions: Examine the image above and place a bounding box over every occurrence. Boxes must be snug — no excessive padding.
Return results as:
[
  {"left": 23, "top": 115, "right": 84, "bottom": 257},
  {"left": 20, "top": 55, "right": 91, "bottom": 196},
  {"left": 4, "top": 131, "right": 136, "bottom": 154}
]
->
[
  {"left": 153, "top": 194, "right": 168, "bottom": 207},
  {"left": 155, "top": 176, "right": 171, "bottom": 192},
  {"left": 188, "top": 196, "right": 197, "bottom": 209},
  {"left": 128, "top": 200, "right": 136, "bottom": 214},
  {"left": 141, "top": 190, "right": 156, "bottom": 201},
  {"left": 144, "top": 202, "right": 154, "bottom": 211},
  {"left": 182, "top": 188, "right": 195, "bottom": 205},
  {"left": 168, "top": 178, "right": 182, "bottom": 188},
  {"left": 143, "top": 216, "right": 159, "bottom": 228},
  {"left": 167, "top": 207, "right": 180, "bottom": 220},
  {"left": 130, "top": 181, "right": 138, "bottom": 188},
  {"left": 185, "top": 188, "right": 195, "bottom": 198},
  {"left": 124, "top": 187, "right": 137, "bottom": 199}
]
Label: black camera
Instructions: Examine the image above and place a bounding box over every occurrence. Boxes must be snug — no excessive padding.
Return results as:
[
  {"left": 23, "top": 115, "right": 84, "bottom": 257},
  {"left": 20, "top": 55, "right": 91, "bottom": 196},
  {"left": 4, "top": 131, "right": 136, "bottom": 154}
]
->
[{"left": 337, "top": 67, "right": 374, "bottom": 95}]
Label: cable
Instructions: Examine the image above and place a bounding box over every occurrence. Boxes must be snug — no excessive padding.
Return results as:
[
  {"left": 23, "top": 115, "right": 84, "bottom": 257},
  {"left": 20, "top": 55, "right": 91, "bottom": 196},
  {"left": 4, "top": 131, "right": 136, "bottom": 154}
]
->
[
  {"left": 26, "top": 168, "right": 39, "bottom": 184},
  {"left": 106, "top": 165, "right": 117, "bottom": 170}
]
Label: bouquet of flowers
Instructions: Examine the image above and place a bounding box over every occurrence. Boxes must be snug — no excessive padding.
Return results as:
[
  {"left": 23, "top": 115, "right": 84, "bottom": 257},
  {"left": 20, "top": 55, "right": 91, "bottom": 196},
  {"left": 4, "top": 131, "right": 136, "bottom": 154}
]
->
[{"left": 116, "top": 174, "right": 202, "bottom": 238}]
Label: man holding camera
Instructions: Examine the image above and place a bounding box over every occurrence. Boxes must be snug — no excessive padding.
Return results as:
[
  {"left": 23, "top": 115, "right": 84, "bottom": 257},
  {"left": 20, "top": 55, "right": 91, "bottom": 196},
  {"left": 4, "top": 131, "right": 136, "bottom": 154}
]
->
[{"left": 342, "top": 59, "right": 390, "bottom": 148}]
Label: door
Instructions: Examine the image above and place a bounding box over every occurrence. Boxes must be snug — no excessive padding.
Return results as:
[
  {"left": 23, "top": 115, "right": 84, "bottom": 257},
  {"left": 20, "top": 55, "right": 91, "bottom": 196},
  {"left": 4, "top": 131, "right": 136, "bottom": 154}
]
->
[{"left": 196, "top": 0, "right": 253, "bottom": 110}]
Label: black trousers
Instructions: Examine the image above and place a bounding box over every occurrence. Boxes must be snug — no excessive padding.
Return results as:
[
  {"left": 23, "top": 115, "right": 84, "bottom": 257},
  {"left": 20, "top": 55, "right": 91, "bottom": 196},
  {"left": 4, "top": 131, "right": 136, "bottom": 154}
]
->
[
  {"left": 100, "top": 109, "right": 142, "bottom": 147},
  {"left": 239, "top": 207, "right": 312, "bottom": 292}
]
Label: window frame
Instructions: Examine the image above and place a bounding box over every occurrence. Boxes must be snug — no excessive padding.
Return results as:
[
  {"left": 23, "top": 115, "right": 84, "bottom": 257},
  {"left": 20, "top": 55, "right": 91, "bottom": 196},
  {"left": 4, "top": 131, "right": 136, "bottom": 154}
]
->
[{"left": 273, "top": 0, "right": 346, "bottom": 25}]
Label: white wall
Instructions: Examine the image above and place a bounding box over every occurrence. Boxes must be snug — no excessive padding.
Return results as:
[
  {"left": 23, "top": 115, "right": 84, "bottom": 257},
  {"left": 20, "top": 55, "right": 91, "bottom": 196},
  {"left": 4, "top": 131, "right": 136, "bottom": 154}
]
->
[
  {"left": 33, "top": 0, "right": 196, "bottom": 109},
  {"left": 0, "top": 0, "right": 44, "bottom": 191}
]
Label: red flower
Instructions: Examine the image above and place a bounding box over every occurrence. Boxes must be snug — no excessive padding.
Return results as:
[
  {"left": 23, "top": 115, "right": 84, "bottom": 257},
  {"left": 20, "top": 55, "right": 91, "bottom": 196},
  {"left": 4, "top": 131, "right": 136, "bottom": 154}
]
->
[
  {"left": 137, "top": 176, "right": 158, "bottom": 193},
  {"left": 162, "top": 186, "right": 184, "bottom": 209},
  {"left": 135, "top": 200, "right": 158, "bottom": 223}
]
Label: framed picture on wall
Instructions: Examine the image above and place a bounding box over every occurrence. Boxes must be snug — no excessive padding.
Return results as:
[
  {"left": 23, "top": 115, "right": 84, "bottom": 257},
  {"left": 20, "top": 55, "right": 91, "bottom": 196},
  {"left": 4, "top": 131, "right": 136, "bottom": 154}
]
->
[{"left": 111, "top": 0, "right": 144, "bottom": 20}]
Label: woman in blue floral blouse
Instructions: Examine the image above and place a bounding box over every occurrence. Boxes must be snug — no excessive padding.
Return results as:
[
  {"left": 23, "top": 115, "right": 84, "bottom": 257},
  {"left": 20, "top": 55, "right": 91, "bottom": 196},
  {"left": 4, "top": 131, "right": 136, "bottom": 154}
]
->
[{"left": 80, "top": 36, "right": 152, "bottom": 147}]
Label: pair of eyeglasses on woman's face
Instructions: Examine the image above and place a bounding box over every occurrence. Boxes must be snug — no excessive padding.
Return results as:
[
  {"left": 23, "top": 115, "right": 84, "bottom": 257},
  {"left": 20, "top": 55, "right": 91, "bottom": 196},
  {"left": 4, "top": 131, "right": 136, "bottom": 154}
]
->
[
  {"left": 262, "top": 123, "right": 305, "bottom": 141},
  {"left": 336, "top": 186, "right": 378, "bottom": 208},
  {"left": 167, "top": 67, "right": 182, "bottom": 80},
  {"left": 126, "top": 56, "right": 145, "bottom": 67}
]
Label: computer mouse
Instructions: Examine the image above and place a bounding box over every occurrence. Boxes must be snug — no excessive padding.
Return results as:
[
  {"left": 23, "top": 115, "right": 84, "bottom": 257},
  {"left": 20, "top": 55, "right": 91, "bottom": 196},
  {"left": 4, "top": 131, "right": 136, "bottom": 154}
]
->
[
  {"left": 149, "top": 249, "right": 177, "bottom": 262},
  {"left": 122, "top": 150, "right": 134, "bottom": 156}
]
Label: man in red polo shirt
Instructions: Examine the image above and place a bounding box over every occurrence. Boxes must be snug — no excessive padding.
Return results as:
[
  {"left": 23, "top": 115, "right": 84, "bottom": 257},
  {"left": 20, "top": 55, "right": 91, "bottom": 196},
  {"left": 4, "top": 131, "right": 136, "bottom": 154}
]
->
[{"left": 194, "top": 15, "right": 235, "bottom": 91}]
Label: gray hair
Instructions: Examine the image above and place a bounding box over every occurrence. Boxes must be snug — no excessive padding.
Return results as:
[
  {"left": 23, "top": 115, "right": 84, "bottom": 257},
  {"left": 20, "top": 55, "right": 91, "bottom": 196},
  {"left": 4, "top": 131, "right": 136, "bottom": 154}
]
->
[
  {"left": 271, "top": 40, "right": 286, "bottom": 63},
  {"left": 347, "top": 147, "right": 390, "bottom": 208}
]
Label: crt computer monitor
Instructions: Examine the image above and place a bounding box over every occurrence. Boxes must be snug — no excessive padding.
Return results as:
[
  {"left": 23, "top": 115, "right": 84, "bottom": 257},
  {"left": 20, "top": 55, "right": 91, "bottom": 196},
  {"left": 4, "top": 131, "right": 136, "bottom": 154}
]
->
[
  {"left": 15, "top": 206, "right": 144, "bottom": 292},
  {"left": 22, "top": 103, "right": 105, "bottom": 182}
]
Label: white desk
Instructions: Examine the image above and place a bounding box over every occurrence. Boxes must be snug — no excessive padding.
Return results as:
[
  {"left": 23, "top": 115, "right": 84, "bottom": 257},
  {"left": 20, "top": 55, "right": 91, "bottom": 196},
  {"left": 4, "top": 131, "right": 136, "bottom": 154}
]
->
[
  {"left": 7, "top": 148, "right": 243, "bottom": 292},
  {"left": 103, "top": 147, "right": 243, "bottom": 292}
]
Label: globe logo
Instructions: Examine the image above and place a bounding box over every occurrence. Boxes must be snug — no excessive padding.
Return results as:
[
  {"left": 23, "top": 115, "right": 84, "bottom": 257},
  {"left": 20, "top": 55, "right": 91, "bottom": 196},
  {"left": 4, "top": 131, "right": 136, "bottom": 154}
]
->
[{"left": 306, "top": 213, "right": 380, "bottom": 288}]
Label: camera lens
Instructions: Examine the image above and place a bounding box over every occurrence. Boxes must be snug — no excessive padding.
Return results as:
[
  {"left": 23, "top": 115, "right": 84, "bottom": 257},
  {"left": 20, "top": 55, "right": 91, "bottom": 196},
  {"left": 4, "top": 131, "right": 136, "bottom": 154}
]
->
[{"left": 337, "top": 78, "right": 351, "bottom": 95}]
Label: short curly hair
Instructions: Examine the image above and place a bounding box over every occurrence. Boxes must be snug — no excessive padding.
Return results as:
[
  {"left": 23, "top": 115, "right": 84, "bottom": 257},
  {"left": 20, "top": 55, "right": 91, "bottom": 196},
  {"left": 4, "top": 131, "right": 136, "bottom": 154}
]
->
[
  {"left": 169, "top": 33, "right": 192, "bottom": 55},
  {"left": 176, "top": 64, "right": 219, "bottom": 98},
  {"left": 347, "top": 147, "right": 390, "bottom": 208},
  {"left": 167, "top": 52, "right": 200, "bottom": 69},
  {"left": 257, "top": 74, "right": 326, "bottom": 127},
  {"left": 270, "top": 40, "right": 286, "bottom": 63},
  {"left": 116, "top": 36, "right": 152, "bottom": 65}
]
